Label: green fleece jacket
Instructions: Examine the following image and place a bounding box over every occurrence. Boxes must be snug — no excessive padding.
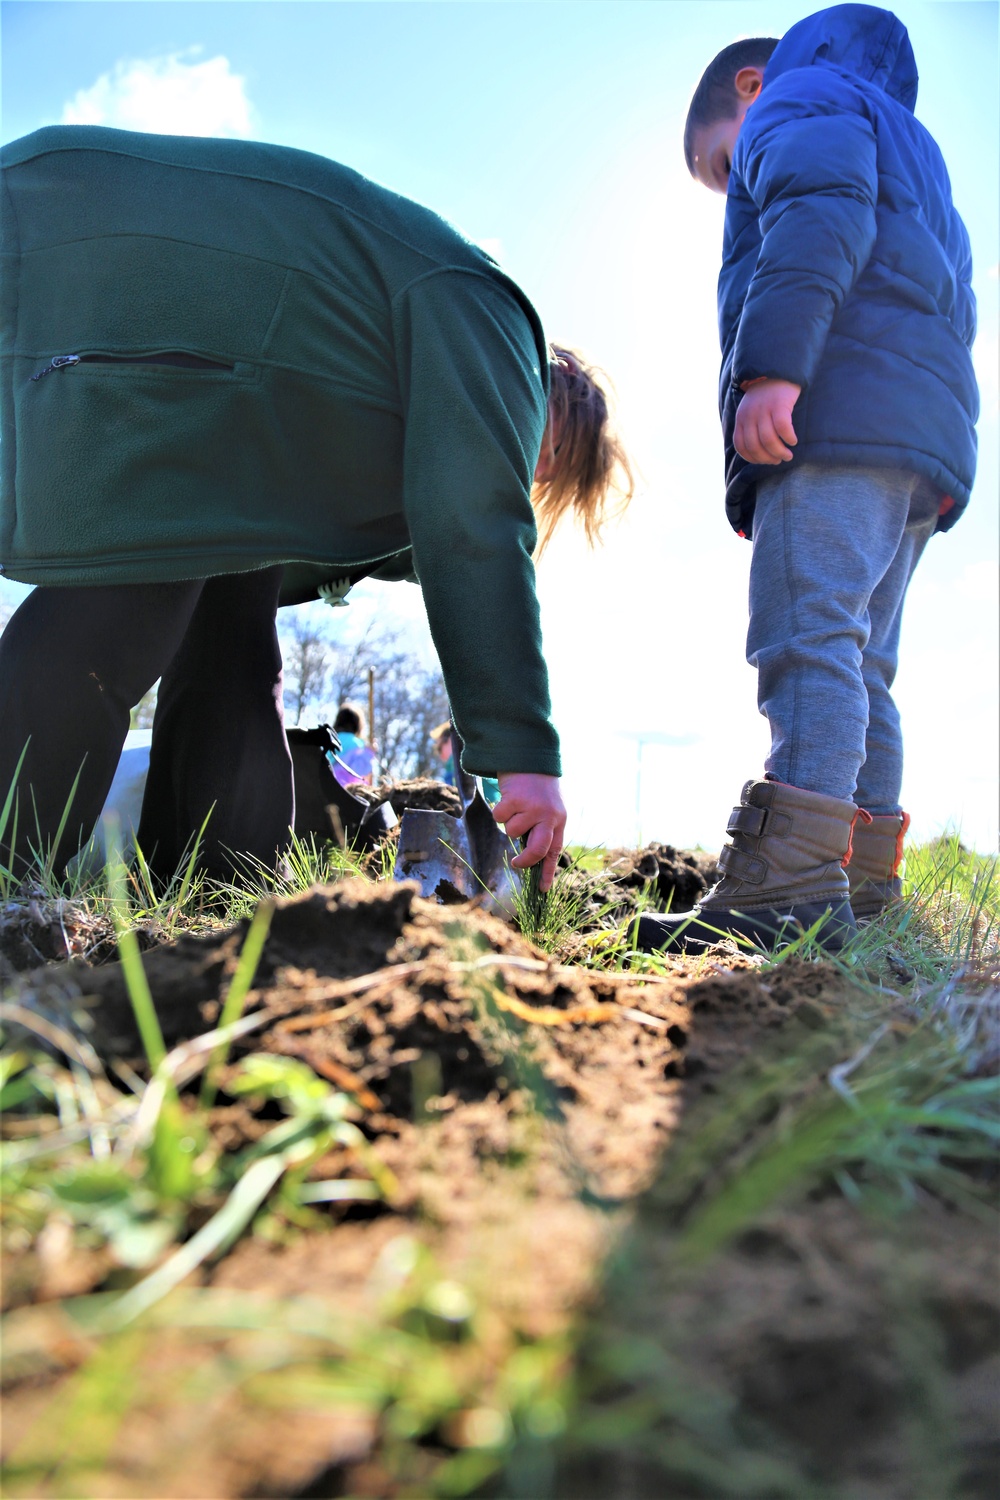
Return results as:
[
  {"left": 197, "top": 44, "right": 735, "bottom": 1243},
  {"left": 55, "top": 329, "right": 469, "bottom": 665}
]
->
[{"left": 0, "top": 126, "right": 559, "bottom": 777}]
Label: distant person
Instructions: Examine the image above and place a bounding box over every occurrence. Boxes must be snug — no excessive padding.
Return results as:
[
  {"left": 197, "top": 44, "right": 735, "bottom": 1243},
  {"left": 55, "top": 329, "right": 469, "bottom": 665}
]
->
[
  {"left": 431, "top": 718, "right": 501, "bottom": 805},
  {"left": 331, "top": 703, "right": 377, "bottom": 787},
  {"left": 638, "top": 5, "right": 977, "bottom": 953},
  {"left": 0, "top": 126, "right": 631, "bottom": 891},
  {"left": 430, "top": 721, "right": 456, "bottom": 787}
]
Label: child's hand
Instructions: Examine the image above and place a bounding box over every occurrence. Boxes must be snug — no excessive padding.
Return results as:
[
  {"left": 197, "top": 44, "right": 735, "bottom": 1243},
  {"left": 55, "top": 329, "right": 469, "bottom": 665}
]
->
[
  {"left": 493, "top": 773, "right": 567, "bottom": 892},
  {"left": 734, "top": 378, "right": 802, "bottom": 465}
]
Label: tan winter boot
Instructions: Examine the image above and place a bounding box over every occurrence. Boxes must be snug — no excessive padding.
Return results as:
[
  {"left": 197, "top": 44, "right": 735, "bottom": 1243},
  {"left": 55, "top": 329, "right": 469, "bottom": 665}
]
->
[
  {"left": 847, "top": 811, "right": 910, "bottom": 921},
  {"left": 636, "top": 779, "right": 863, "bottom": 954}
]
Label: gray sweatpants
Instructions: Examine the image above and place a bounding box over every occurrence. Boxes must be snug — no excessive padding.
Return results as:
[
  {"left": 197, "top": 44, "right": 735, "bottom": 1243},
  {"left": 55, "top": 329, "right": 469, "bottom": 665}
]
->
[{"left": 748, "top": 464, "right": 940, "bottom": 812}]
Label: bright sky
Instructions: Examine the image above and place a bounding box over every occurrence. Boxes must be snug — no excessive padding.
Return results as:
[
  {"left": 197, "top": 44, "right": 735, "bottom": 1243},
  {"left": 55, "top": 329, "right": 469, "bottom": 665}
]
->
[{"left": 2, "top": 0, "right": 997, "bottom": 853}]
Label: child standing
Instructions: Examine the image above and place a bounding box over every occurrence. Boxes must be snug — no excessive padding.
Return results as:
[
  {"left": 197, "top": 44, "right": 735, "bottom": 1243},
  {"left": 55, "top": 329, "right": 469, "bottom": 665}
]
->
[
  {"left": 639, "top": 4, "right": 978, "bottom": 952},
  {"left": 331, "top": 704, "right": 378, "bottom": 787}
]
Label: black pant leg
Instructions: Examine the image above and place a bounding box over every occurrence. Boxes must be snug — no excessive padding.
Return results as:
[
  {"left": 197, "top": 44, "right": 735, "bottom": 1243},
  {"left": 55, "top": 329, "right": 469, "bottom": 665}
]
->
[
  {"left": 136, "top": 566, "right": 293, "bottom": 882},
  {"left": 0, "top": 580, "right": 204, "bottom": 879}
]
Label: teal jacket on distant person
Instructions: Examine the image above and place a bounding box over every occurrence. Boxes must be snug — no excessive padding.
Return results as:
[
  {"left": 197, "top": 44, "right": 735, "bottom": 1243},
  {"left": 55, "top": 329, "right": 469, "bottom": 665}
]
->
[{"left": 0, "top": 126, "right": 560, "bottom": 779}]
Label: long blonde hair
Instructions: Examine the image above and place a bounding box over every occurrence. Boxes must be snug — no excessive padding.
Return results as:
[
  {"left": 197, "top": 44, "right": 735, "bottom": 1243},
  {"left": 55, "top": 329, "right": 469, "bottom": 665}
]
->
[{"left": 531, "top": 344, "right": 634, "bottom": 557}]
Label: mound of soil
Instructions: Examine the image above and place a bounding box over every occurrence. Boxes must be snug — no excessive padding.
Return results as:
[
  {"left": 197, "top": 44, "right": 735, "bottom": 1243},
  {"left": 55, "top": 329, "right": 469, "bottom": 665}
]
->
[
  {"left": 5, "top": 879, "right": 724, "bottom": 1185},
  {"left": 605, "top": 842, "right": 719, "bottom": 908},
  {"left": 0, "top": 827, "right": 716, "bottom": 989},
  {"left": 3, "top": 880, "right": 995, "bottom": 1499},
  {"left": 0, "top": 893, "right": 154, "bottom": 978},
  {"left": 353, "top": 776, "right": 462, "bottom": 818},
  {"left": 1, "top": 879, "right": 827, "bottom": 1498},
  {"left": 555, "top": 843, "right": 720, "bottom": 931}
]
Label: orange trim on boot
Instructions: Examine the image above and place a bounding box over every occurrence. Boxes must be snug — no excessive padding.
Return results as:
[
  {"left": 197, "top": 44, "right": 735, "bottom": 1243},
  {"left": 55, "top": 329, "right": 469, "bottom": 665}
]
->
[
  {"left": 894, "top": 811, "right": 911, "bottom": 876},
  {"left": 841, "top": 807, "right": 874, "bottom": 868}
]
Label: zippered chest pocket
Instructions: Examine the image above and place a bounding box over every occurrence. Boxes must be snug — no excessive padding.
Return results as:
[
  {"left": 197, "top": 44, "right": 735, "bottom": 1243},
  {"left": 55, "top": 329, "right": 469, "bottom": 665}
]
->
[
  {"left": 31, "top": 352, "right": 235, "bottom": 381},
  {"left": 12, "top": 343, "right": 265, "bottom": 567}
]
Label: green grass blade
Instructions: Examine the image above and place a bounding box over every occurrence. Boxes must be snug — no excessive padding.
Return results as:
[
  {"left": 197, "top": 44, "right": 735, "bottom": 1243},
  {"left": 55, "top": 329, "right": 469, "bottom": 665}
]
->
[
  {"left": 0, "top": 741, "right": 29, "bottom": 896},
  {"left": 38, "top": 760, "right": 85, "bottom": 887},
  {"left": 0, "top": 740, "right": 29, "bottom": 842},
  {"left": 99, "top": 1153, "right": 287, "bottom": 1329},
  {"left": 173, "top": 803, "right": 216, "bottom": 913},
  {"left": 104, "top": 819, "right": 167, "bottom": 1073},
  {"left": 199, "top": 897, "right": 275, "bottom": 1110},
  {"left": 116, "top": 927, "right": 166, "bottom": 1073}
]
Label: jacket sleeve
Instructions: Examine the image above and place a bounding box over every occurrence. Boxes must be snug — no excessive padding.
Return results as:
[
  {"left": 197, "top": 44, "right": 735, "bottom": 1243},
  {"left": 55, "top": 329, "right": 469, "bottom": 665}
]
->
[
  {"left": 390, "top": 267, "right": 561, "bottom": 778},
  {"left": 731, "top": 71, "right": 878, "bottom": 391}
]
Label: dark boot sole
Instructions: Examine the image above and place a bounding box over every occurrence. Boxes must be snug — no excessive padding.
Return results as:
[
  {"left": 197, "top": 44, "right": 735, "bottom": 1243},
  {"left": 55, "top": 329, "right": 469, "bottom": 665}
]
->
[{"left": 635, "top": 899, "right": 857, "bottom": 955}]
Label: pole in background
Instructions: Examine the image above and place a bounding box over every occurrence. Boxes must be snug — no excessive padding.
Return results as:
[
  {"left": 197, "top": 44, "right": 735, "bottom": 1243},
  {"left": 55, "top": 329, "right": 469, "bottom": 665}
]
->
[{"left": 367, "top": 666, "right": 377, "bottom": 786}]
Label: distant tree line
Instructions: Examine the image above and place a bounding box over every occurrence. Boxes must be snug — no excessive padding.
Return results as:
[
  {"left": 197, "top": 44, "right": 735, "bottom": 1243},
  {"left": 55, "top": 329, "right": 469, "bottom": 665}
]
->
[
  {"left": 0, "top": 595, "right": 450, "bottom": 782},
  {"left": 280, "top": 609, "right": 449, "bottom": 782}
]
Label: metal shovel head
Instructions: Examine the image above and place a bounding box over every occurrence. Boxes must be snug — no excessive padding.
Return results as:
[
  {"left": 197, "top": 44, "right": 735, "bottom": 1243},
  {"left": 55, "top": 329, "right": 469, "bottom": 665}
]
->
[
  {"left": 393, "top": 798, "right": 521, "bottom": 916},
  {"left": 393, "top": 808, "right": 479, "bottom": 903},
  {"left": 452, "top": 743, "right": 522, "bottom": 917},
  {"left": 393, "top": 727, "right": 522, "bottom": 916},
  {"left": 461, "top": 789, "right": 522, "bottom": 918}
]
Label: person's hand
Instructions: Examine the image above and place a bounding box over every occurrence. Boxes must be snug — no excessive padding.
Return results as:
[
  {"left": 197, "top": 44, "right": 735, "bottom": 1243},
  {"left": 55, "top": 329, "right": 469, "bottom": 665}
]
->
[
  {"left": 734, "top": 378, "right": 801, "bottom": 464},
  {"left": 493, "top": 773, "right": 567, "bottom": 892}
]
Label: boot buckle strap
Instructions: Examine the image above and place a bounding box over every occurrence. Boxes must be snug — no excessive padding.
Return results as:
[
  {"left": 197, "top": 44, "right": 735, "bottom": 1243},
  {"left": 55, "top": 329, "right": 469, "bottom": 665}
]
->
[
  {"left": 718, "top": 843, "right": 767, "bottom": 884},
  {"left": 727, "top": 804, "right": 767, "bottom": 837},
  {"left": 726, "top": 805, "right": 791, "bottom": 839}
]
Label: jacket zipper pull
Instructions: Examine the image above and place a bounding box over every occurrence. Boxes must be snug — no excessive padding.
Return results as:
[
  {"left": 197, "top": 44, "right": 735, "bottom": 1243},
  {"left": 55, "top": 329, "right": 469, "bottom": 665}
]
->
[{"left": 31, "top": 355, "right": 81, "bottom": 382}]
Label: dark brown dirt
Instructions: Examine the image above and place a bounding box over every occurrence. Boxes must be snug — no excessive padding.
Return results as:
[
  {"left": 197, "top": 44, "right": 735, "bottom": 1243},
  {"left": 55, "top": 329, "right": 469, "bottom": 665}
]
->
[
  {"left": 353, "top": 776, "right": 463, "bottom": 818},
  {"left": 0, "top": 892, "right": 145, "bottom": 978},
  {"left": 554, "top": 1194, "right": 1000, "bottom": 1499},
  {"left": 2, "top": 878, "right": 996, "bottom": 1499},
  {"left": 603, "top": 842, "right": 720, "bottom": 909},
  {"left": 552, "top": 843, "right": 721, "bottom": 932}
]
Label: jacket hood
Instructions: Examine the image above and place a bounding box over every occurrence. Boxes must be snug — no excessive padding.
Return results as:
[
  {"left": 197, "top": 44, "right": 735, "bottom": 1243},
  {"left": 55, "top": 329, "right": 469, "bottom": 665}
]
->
[{"left": 766, "top": 4, "right": 918, "bottom": 111}]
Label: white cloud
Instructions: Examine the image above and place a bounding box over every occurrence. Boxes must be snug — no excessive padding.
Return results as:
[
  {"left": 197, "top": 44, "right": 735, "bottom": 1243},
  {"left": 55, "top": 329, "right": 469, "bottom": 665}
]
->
[{"left": 61, "top": 50, "right": 253, "bottom": 138}]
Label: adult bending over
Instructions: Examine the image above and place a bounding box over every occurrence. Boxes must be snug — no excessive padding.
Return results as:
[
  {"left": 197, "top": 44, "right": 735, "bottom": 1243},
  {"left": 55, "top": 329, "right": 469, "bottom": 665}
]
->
[{"left": 0, "top": 126, "right": 630, "bottom": 891}]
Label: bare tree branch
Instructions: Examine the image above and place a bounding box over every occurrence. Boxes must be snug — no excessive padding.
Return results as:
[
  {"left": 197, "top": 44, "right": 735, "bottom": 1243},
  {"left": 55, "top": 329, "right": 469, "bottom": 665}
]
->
[
  {"left": 282, "top": 613, "right": 334, "bottom": 725},
  {"left": 278, "top": 609, "right": 449, "bottom": 781}
]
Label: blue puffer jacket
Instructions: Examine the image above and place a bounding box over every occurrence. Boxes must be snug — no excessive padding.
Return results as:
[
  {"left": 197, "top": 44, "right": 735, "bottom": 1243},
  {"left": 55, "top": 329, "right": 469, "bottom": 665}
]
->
[{"left": 719, "top": 4, "right": 978, "bottom": 537}]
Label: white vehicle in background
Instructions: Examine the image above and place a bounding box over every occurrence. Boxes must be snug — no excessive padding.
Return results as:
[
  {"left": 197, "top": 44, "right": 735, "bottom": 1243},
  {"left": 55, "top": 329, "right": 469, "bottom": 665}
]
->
[{"left": 69, "top": 730, "right": 151, "bottom": 878}]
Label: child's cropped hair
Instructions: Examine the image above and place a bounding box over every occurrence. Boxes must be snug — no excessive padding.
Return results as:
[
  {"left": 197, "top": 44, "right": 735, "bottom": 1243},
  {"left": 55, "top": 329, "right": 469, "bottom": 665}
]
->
[
  {"left": 334, "top": 703, "right": 365, "bottom": 737},
  {"left": 532, "top": 344, "right": 634, "bottom": 556},
  {"left": 683, "top": 37, "right": 779, "bottom": 173}
]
